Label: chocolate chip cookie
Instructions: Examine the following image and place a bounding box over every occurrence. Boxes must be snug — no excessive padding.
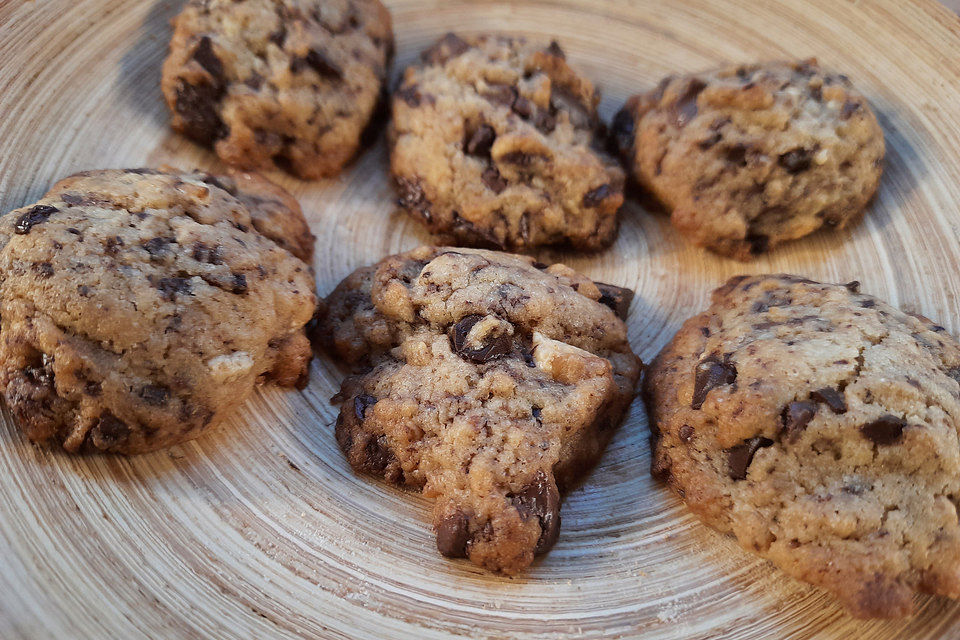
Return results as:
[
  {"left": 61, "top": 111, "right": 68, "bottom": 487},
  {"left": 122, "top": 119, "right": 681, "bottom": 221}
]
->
[
  {"left": 390, "top": 34, "right": 625, "bottom": 251},
  {"left": 319, "top": 246, "right": 641, "bottom": 573},
  {"left": 645, "top": 274, "right": 960, "bottom": 617},
  {"left": 0, "top": 168, "right": 317, "bottom": 454},
  {"left": 162, "top": 0, "right": 393, "bottom": 179},
  {"left": 612, "top": 60, "right": 885, "bottom": 260}
]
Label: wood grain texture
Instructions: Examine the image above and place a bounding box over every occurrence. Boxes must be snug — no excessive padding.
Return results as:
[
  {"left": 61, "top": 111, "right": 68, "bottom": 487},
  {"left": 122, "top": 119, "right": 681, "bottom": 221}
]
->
[{"left": 1, "top": 0, "right": 960, "bottom": 638}]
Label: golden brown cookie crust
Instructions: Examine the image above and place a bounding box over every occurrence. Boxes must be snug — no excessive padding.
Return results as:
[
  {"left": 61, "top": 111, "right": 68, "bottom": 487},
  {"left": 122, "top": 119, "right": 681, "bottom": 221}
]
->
[
  {"left": 389, "top": 34, "right": 625, "bottom": 251},
  {"left": 319, "top": 246, "right": 641, "bottom": 573},
  {"left": 645, "top": 274, "right": 960, "bottom": 617},
  {"left": 162, "top": 0, "right": 393, "bottom": 179},
  {"left": 0, "top": 168, "right": 317, "bottom": 454},
  {"left": 613, "top": 60, "right": 885, "bottom": 260}
]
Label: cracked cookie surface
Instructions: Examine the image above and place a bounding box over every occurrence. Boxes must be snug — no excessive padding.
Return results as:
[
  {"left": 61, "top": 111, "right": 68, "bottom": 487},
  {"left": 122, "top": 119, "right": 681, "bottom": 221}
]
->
[
  {"left": 319, "top": 246, "right": 641, "bottom": 573},
  {"left": 644, "top": 274, "right": 960, "bottom": 617},
  {"left": 162, "top": 0, "right": 393, "bottom": 179},
  {"left": 390, "top": 34, "right": 625, "bottom": 251},
  {"left": 0, "top": 168, "right": 317, "bottom": 454},
  {"left": 612, "top": 60, "right": 884, "bottom": 260}
]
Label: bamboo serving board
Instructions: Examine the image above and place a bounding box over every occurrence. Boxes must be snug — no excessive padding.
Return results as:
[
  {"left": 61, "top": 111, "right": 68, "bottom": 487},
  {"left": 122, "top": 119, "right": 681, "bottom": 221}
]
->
[{"left": 2, "top": 0, "right": 960, "bottom": 638}]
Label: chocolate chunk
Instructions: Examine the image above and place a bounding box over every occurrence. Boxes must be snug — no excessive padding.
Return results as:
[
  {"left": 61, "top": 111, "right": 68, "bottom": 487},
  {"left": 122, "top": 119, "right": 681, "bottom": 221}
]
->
[
  {"left": 844, "top": 281, "right": 861, "bottom": 293},
  {"left": 156, "top": 277, "right": 192, "bottom": 300},
  {"left": 672, "top": 78, "right": 706, "bottom": 128},
  {"left": 779, "top": 148, "right": 812, "bottom": 173},
  {"left": 482, "top": 83, "right": 517, "bottom": 107},
  {"left": 691, "top": 356, "right": 737, "bottom": 409},
  {"left": 726, "top": 437, "right": 773, "bottom": 480},
  {"left": 860, "top": 300, "right": 876, "bottom": 308},
  {"left": 780, "top": 401, "right": 817, "bottom": 442},
  {"left": 466, "top": 124, "right": 496, "bottom": 157},
  {"left": 362, "top": 435, "right": 394, "bottom": 474},
  {"left": 481, "top": 167, "right": 507, "bottom": 194},
  {"left": 291, "top": 49, "right": 343, "bottom": 79},
  {"left": 747, "top": 234, "right": 770, "bottom": 254},
  {"left": 436, "top": 511, "right": 471, "bottom": 558},
  {"left": 395, "top": 177, "right": 431, "bottom": 221},
  {"left": 15, "top": 205, "right": 58, "bottom": 234},
  {"left": 533, "top": 109, "right": 556, "bottom": 133},
  {"left": 583, "top": 184, "right": 613, "bottom": 208},
  {"left": 532, "top": 406, "right": 542, "bottom": 423},
  {"left": 610, "top": 107, "right": 636, "bottom": 153},
  {"left": 724, "top": 144, "right": 748, "bottom": 166},
  {"left": 61, "top": 193, "right": 91, "bottom": 206},
  {"left": 174, "top": 80, "right": 227, "bottom": 144},
  {"left": 811, "top": 387, "right": 847, "bottom": 414},
  {"left": 449, "top": 315, "right": 512, "bottom": 363},
  {"left": 860, "top": 414, "right": 906, "bottom": 445},
  {"left": 678, "top": 424, "right": 695, "bottom": 442},
  {"left": 422, "top": 33, "right": 470, "bottom": 64},
  {"left": 269, "top": 25, "right": 287, "bottom": 47},
  {"left": 594, "top": 281, "right": 634, "bottom": 321},
  {"left": 192, "top": 36, "right": 224, "bottom": 86},
  {"left": 192, "top": 242, "right": 223, "bottom": 264},
  {"left": 545, "top": 40, "right": 565, "bottom": 59},
  {"left": 231, "top": 273, "right": 247, "bottom": 294},
  {"left": 840, "top": 100, "right": 861, "bottom": 120},
  {"left": 353, "top": 394, "right": 377, "bottom": 421},
  {"left": 510, "top": 471, "right": 561, "bottom": 554},
  {"left": 141, "top": 237, "right": 174, "bottom": 256},
  {"left": 92, "top": 412, "right": 130, "bottom": 448},
  {"left": 139, "top": 384, "right": 170, "bottom": 406},
  {"left": 32, "top": 262, "right": 54, "bottom": 279},
  {"left": 512, "top": 96, "right": 534, "bottom": 119}
]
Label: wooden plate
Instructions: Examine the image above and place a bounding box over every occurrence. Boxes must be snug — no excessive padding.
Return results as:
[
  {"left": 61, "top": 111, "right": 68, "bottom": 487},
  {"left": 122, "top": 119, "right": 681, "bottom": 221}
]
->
[{"left": 2, "top": 0, "right": 960, "bottom": 637}]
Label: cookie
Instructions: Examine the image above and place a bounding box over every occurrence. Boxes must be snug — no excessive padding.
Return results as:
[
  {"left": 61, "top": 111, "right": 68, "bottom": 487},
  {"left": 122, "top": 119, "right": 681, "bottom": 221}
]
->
[
  {"left": 162, "top": 0, "right": 393, "bottom": 179},
  {"left": 319, "top": 246, "right": 641, "bottom": 573},
  {"left": 0, "top": 168, "right": 317, "bottom": 454},
  {"left": 612, "top": 59, "right": 885, "bottom": 260},
  {"left": 389, "top": 34, "right": 625, "bottom": 251},
  {"left": 644, "top": 274, "right": 960, "bottom": 617}
]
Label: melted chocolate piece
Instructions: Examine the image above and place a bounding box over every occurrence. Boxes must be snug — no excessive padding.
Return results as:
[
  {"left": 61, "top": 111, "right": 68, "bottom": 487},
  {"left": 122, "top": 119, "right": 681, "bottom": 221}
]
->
[
  {"left": 779, "top": 148, "right": 812, "bottom": 173},
  {"left": 422, "top": 33, "right": 470, "bottom": 64},
  {"left": 781, "top": 400, "right": 817, "bottom": 442},
  {"left": 691, "top": 356, "right": 737, "bottom": 409},
  {"left": 583, "top": 184, "right": 612, "bottom": 208},
  {"left": 465, "top": 124, "right": 495, "bottom": 157},
  {"left": 811, "top": 387, "right": 847, "bottom": 414},
  {"left": 860, "top": 414, "right": 906, "bottom": 445},
  {"left": 353, "top": 394, "right": 377, "bottom": 421},
  {"left": 139, "top": 385, "right": 170, "bottom": 406},
  {"left": 672, "top": 78, "right": 706, "bottom": 128},
  {"left": 594, "top": 282, "right": 634, "bottom": 321},
  {"left": 510, "top": 471, "right": 561, "bottom": 554},
  {"left": 449, "top": 315, "right": 512, "bottom": 363},
  {"left": 726, "top": 437, "right": 773, "bottom": 480},
  {"left": 481, "top": 167, "right": 507, "bottom": 194},
  {"left": 436, "top": 511, "right": 470, "bottom": 558},
  {"left": 15, "top": 205, "right": 58, "bottom": 234}
]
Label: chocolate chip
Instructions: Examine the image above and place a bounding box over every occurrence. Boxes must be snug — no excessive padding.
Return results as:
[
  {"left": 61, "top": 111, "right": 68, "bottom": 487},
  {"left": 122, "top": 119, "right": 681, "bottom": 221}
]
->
[
  {"left": 512, "top": 96, "right": 534, "bottom": 119},
  {"left": 678, "top": 424, "right": 695, "bottom": 442},
  {"left": 840, "top": 100, "right": 861, "bottom": 120},
  {"left": 231, "top": 273, "right": 247, "bottom": 294},
  {"left": 724, "top": 144, "right": 748, "bottom": 166},
  {"left": 482, "top": 84, "right": 517, "bottom": 107},
  {"left": 499, "top": 151, "right": 541, "bottom": 166},
  {"left": 269, "top": 25, "right": 287, "bottom": 47},
  {"left": 142, "top": 237, "right": 174, "bottom": 256},
  {"left": 353, "top": 394, "right": 377, "bottom": 421},
  {"left": 421, "top": 33, "right": 469, "bottom": 64},
  {"left": 93, "top": 412, "right": 130, "bottom": 448},
  {"left": 481, "top": 167, "right": 507, "bottom": 194},
  {"left": 545, "top": 40, "right": 565, "bottom": 59},
  {"left": 61, "top": 193, "right": 90, "bottom": 206},
  {"left": 532, "top": 406, "right": 542, "bottom": 424},
  {"left": 610, "top": 107, "right": 636, "bottom": 153},
  {"left": 84, "top": 380, "right": 102, "bottom": 396},
  {"left": 362, "top": 435, "right": 394, "bottom": 474},
  {"left": 779, "top": 148, "right": 812, "bottom": 173},
  {"left": 291, "top": 48, "right": 343, "bottom": 79},
  {"left": 139, "top": 384, "right": 170, "bottom": 406},
  {"left": 436, "top": 511, "right": 470, "bottom": 557},
  {"left": 691, "top": 356, "right": 737, "bottom": 409},
  {"left": 594, "top": 281, "right": 634, "bottom": 321},
  {"left": 860, "top": 415, "right": 906, "bottom": 445},
  {"left": 583, "top": 184, "right": 613, "bottom": 208},
  {"left": 465, "top": 124, "right": 496, "bottom": 157},
  {"left": 156, "top": 277, "right": 192, "bottom": 300},
  {"left": 672, "top": 78, "right": 706, "bottom": 128},
  {"left": 192, "top": 242, "right": 223, "bottom": 264},
  {"left": 726, "top": 437, "right": 773, "bottom": 480},
  {"left": 781, "top": 401, "right": 817, "bottom": 442},
  {"left": 860, "top": 300, "right": 876, "bottom": 308},
  {"left": 533, "top": 109, "right": 556, "bottom": 133},
  {"left": 449, "top": 315, "right": 512, "bottom": 363},
  {"left": 811, "top": 387, "right": 847, "bottom": 414},
  {"left": 510, "top": 471, "right": 560, "bottom": 554},
  {"left": 844, "top": 281, "right": 861, "bottom": 293},
  {"left": 105, "top": 236, "right": 124, "bottom": 256},
  {"left": 174, "top": 80, "right": 227, "bottom": 144},
  {"left": 395, "top": 177, "right": 431, "bottom": 221},
  {"left": 15, "top": 205, "right": 58, "bottom": 234},
  {"left": 192, "top": 36, "right": 224, "bottom": 85},
  {"left": 32, "top": 262, "right": 54, "bottom": 279}
]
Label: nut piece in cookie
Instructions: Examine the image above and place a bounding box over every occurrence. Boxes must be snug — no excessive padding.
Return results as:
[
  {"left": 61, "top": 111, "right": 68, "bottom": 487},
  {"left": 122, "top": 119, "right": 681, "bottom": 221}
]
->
[
  {"left": 644, "top": 274, "right": 960, "bottom": 617},
  {"left": 319, "top": 246, "right": 641, "bottom": 573},
  {"left": 161, "top": 0, "right": 394, "bottom": 179},
  {"left": 613, "top": 60, "right": 885, "bottom": 259},
  {"left": 0, "top": 168, "right": 317, "bottom": 454},
  {"left": 390, "top": 34, "right": 625, "bottom": 251}
]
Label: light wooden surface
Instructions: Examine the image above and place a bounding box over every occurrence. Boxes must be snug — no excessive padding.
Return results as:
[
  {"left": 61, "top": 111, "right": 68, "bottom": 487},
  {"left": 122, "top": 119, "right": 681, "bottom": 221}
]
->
[{"left": 2, "top": 0, "right": 960, "bottom": 638}]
